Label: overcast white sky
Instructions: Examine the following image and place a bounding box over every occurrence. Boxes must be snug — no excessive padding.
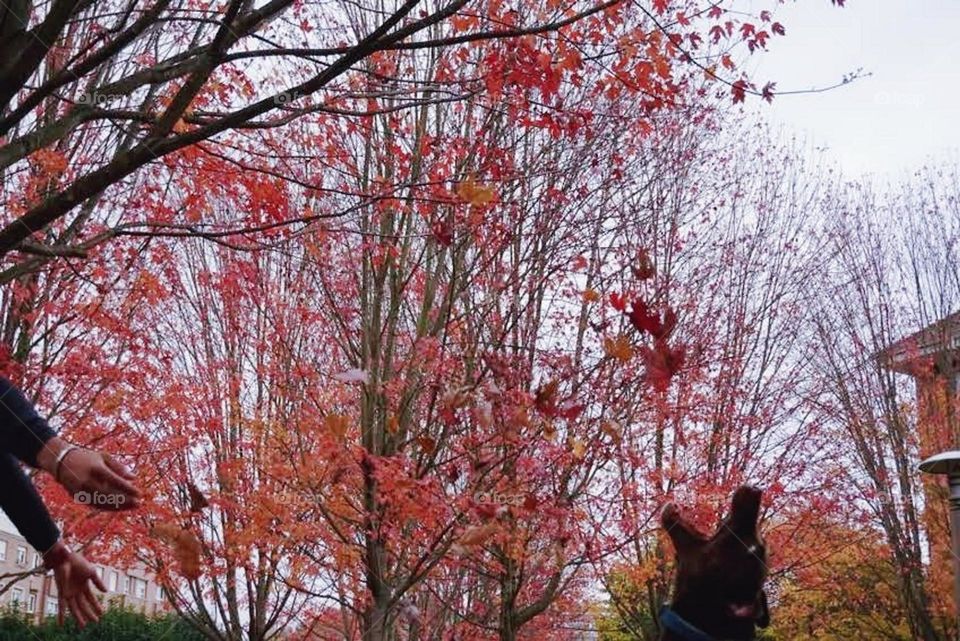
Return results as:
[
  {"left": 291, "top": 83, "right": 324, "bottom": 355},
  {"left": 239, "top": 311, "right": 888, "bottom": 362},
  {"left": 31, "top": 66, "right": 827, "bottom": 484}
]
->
[{"left": 746, "top": 0, "right": 960, "bottom": 178}]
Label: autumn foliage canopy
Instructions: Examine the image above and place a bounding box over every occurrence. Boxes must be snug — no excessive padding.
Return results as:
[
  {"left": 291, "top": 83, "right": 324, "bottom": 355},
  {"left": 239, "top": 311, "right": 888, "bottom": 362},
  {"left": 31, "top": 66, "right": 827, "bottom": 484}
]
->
[{"left": 2, "top": 0, "right": 954, "bottom": 640}]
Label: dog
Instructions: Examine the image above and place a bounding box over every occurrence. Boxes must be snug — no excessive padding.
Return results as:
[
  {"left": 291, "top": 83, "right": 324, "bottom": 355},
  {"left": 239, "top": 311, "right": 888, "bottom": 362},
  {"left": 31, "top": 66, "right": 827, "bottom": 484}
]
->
[{"left": 659, "top": 486, "right": 770, "bottom": 641}]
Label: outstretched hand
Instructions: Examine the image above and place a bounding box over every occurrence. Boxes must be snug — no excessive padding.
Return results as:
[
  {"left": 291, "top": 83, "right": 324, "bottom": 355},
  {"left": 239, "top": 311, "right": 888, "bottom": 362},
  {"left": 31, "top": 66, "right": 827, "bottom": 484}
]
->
[
  {"left": 44, "top": 542, "right": 106, "bottom": 628},
  {"left": 38, "top": 438, "right": 141, "bottom": 511}
]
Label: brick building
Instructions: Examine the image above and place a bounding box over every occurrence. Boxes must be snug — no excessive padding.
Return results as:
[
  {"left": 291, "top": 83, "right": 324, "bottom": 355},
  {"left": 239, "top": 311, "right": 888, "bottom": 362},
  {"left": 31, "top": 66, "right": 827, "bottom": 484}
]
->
[{"left": 0, "top": 513, "right": 168, "bottom": 621}]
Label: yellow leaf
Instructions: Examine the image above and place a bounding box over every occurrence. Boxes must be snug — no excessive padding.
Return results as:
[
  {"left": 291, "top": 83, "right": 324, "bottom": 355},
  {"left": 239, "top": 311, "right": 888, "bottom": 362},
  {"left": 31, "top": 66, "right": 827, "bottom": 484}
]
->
[
  {"left": 569, "top": 437, "right": 586, "bottom": 460},
  {"left": 582, "top": 288, "right": 601, "bottom": 303}
]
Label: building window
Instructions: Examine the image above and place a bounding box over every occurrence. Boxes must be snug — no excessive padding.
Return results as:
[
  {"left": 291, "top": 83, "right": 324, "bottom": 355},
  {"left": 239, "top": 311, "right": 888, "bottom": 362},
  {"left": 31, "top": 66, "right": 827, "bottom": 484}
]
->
[
  {"left": 157, "top": 585, "right": 165, "bottom": 600},
  {"left": 16, "top": 546, "right": 26, "bottom": 566},
  {"left": 32, "top": 553, "right": 40, "bottom": 568},
  {"left": 135, "top": 579, "right": 146, "bottom": 599},
  {"left": 11, "top": 588, "right": 23, "bottom": 607},
  {"left": 96, "top": 566, "right": 104, "bottom": 580},
  {"left": 45, "top": 597, "right": 58, "bottom": 616},
  {"left": 122, "top": 576, "right": 130, "bottom": 594},
  {"left": 27, "top": 591, "right": 37, "bottom": 614},
  {"left": 109, "top": 571, "right": 118, "bottom": 592},
  {"left": 0, "top": 540, "right": 6, "bottom": 561}
]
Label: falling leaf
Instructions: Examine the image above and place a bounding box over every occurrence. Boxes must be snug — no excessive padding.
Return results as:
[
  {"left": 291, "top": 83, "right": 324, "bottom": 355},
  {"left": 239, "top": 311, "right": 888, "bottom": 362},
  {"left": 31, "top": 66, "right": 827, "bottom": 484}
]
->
[
  {"left": 475, "top": 398, "right": 493, "bottom": 428},
  {"left": 535, "top": 379, "right": 560, "bottom": 418},
  {"left": 632, "top": 250, "right": 655, "bottom": 280},
  {"left": 628, "top": 299, "right": 663, "bottom": 336},
  {"left": 459, "top": 522, "right": 498, "bottom": 546},
  {"left": 568, "top": 437, "right": 586, "bottom": 460},
  {"left": 324, "top": 413, "right": 350, "bottom": 440},
  {"left": 386, "top": 414, "right": 400, "bottom": 434},
  {"left": 761, "top": 81, "right": 777, "bottom": 103},
  {"left": 543, "top": 421, "right": 558, "bottom": 442},
  {"left": 151, "top": 522, "right": 202, "bottom": 580},
  {"left": 417, "top": 435, "right": 437, "bottom": 454},
  {"left": 456, "top": 177, "right": 496, "bottom": 206},
  {"left": 561, "top": 403, "right": 584, "bottom": 421},
  {"left": 603, "top": 335, "right": 634, "bottom": 362},
  {"left": 601, "top": 420, "right": 622, "bottom": 445},
  {"left": 431, "top": 220, "right": 453, "bottom": 246},
  {"left": 609, "top": 292, "right": 627, "bottom": 312},
  {"left": 187, "top": 482, "right": 209, "bottom": 513},
  {"left": 641, "top": 340, "right": 687, "bottom": 391},
  {"left": 582, "top": 288, "right": 601, "bottom": 303}
]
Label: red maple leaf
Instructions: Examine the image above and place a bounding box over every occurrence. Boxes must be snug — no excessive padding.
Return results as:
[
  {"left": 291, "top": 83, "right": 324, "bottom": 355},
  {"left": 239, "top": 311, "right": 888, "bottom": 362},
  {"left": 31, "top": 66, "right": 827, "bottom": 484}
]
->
[
  {"left": 610, "top": 292, "right": 627, "bottom": 312},
  {"left": 431, "top": 220, "right": 453, "bottom": 246},
  {"left": 762, "top": 81, "right": 776, "bottom": 103},
  {"left": 628, "top": 299, "right": 663, "bottom": 336},
  {"left": 731, "top": 80, "right": 748, "bottom": 104},
  {"left": 640, "top": 340, "right": 686, "bottom": 391}
]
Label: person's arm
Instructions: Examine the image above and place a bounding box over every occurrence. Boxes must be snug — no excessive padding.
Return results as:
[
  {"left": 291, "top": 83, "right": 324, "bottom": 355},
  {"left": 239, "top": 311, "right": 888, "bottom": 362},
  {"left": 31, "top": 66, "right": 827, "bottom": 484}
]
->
[
  {"left": 0, "top": 454, "right": 107, "bottom": 627},
  {"left": 0, "top": 376, "right": 56, "bottom": 467},
  {"left": 0, "top": 376, "right": 140, "bottom": 510},
  {"left": 0, "top": 452, "right": 59, "bottom": 551}
]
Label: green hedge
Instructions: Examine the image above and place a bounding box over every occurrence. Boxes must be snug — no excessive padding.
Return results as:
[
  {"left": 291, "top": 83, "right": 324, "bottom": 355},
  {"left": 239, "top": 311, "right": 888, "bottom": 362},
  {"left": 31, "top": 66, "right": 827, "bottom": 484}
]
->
[{"left": 0, "top": 607, "right": 205, "bottom": 641}]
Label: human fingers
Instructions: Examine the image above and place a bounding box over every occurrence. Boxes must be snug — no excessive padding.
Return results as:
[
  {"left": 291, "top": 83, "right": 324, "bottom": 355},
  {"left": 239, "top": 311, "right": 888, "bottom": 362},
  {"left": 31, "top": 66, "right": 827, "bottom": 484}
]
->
[
  {"left": 82, "top": 586, "right": 104, "bottom": 619},
  {"left": 94, "top": 464, "right": 141, "bottom": 500},
  {"left": 104, "top": 454, "right": 137, "bottom": 480},
  {"left": 67, "top": 595, "right": 88, "bottom": 628},
  {"left": 75, "top": 586, "right": 101, "bottom": 625}
]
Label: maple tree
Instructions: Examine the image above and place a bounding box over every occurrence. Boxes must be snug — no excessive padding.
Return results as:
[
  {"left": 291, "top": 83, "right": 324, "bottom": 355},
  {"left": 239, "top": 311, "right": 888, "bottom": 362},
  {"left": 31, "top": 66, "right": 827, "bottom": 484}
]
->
[{"left": 0, "top": 0, "right": 816, "bottom": 276}]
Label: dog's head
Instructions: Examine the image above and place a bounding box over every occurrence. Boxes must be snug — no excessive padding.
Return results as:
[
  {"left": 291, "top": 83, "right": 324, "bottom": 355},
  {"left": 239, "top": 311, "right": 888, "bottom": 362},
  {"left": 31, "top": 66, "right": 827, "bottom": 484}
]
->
[{"left": 661, "top": 486, "right": 769, "bottom": 640}]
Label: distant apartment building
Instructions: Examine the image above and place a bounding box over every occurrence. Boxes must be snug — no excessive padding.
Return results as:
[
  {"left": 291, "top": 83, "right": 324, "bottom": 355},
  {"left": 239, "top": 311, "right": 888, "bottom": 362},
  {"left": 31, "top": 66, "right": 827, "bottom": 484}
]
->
[{"left": 0, "top": 515, "right": 168, "bottom": 621}]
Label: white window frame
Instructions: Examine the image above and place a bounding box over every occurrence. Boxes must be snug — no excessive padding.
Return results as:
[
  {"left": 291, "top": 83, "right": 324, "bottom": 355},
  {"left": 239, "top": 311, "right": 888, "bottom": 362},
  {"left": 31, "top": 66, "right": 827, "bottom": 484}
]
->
[
  {"left": 15, "top": 545, "right": 26, "bottom": 566},
  {"left": 0, "top": 540, "right": 7, "bottom": 561}
]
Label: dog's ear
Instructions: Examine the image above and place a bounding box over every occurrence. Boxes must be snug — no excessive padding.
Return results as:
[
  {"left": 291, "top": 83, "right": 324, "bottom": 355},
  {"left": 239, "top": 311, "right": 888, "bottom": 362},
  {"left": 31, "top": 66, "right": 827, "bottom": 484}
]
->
[
  {"left": 755, "top": 589, "right": 770, "bottom": 628},
  {"left": 729, "top": 485, "right": 762, "bottom": 535},
  {"left": 662, "top": 503, "right": 706, "bottom": 554}
]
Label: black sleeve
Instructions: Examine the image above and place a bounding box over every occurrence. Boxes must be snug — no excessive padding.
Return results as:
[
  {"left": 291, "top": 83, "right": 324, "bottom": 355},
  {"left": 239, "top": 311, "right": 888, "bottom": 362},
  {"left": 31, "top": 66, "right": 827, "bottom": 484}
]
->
[
  {"left": 0, "top": 376, "right": 56, "bottom": 467},
  {"left": 0, "top": 453, "right": 60, "bottom": 552}
]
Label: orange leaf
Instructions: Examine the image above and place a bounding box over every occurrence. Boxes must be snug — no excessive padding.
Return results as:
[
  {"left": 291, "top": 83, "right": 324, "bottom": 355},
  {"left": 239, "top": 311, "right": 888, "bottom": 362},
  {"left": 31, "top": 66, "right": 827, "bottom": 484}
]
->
[
  {"left": 151, "top": 522, "right": 202, "bottom": 580},
  {"left": 601, "top": 420, "right": 622, "bottom": 445},
  {"left": 456, "top": 177, "right": 496, "bottom": 206},
  {"left": 459, "top": 522, "right": 498, "bottom": 546},
  {"left": 603, "top": 335, "right": 634, "bottom": 362},
  {"left": 324, "top": 414, "right": 350, "bottom": 440}
]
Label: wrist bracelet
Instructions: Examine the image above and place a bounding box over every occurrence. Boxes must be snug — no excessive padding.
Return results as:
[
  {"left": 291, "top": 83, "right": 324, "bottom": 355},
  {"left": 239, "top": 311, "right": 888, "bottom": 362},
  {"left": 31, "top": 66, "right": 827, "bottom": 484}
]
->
[
  {"left": 53, "top": 444, "right": 80, "bottom": 484},
  {"left": 42, "top": 541, "right": 70, "bottom": 570}
]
